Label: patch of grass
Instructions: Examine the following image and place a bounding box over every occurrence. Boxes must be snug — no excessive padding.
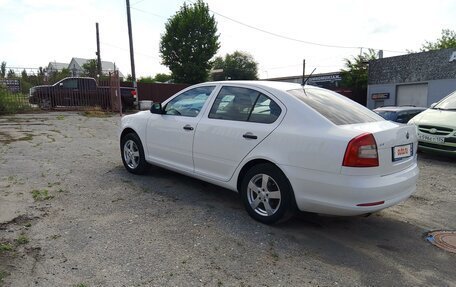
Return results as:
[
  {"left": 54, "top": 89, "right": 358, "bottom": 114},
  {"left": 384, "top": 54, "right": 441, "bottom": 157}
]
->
[
  {"left": 15, "top": 234, "right": 29, "bottom": 245},
  {"left": 50, "top": 234, "right": 61, "bottom": 240},
  {"left": 0, "top": 243, "right": 13, "bottom": 252},
  {"left": 57, "top": 188, "right": 66, "bottom": 193},
  {"left": 17, "top": 133, "right": 33, "bottom": 142},
  {"left": 0, "top": 89, "right": 34, "bottom": 115},
  {"left": 0, "top": 270, "right": 10, "bottom": 284},
  {"left": 56, "top": 115, "right": 65, "bottom": 120},
  {"left": 47, "top": 182, "right": 61, "bottom": 188},
  {"left": 81, "top": 108, "right": 112, "bottom": 118},
  {"left": 31, "top": 189, "right": 54, "bottom": 201},
  {"left": 217, "top": 280, "right": 223, "bottom": 286},
  {"left": 74, "top": 284, "right": 87, "bottom": 287},
  {"left": 24, "top": 222, "right": 32, "bottom": 228}
]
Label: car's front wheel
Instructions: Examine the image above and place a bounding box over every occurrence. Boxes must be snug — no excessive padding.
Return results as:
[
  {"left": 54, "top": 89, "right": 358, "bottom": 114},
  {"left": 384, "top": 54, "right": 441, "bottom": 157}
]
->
[
  {"left": 39, "top": 97, "right": 53, "bottom": 110},
  {"left": 240, "top": 163, "right": 296, "bottom": 224},
  {"left": 121, "top": 133, "right": 147, "bottom": 174}
]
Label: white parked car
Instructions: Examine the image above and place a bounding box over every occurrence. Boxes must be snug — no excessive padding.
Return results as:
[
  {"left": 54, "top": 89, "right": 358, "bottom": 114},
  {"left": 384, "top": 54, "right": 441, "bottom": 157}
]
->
[{"left": 120, "top": 81, "right": 419, "bottom": 224}]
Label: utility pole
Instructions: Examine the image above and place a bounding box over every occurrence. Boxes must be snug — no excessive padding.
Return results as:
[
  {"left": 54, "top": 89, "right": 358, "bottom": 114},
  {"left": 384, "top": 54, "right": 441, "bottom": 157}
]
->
[
  {"left": 95, "top": 23, "right": 102, "bottom": 77},
  {"left": 126, "top": 0, "right": 138, "bottom": 102},
  {"left": 301, "top": 59, "right": 305, "bottom": 85}
]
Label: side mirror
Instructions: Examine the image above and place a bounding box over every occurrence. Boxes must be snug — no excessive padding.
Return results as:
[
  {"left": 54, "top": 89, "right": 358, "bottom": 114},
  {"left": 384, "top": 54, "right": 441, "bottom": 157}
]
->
[
  {"left": 59, "top": 82, "right": 64, "bottom": 87},
  {"left": 430, "top": 102, "right": 437, "bottom": 108},
  {"left": 150, "top": 102, "right": 164, "bottom": 114}
]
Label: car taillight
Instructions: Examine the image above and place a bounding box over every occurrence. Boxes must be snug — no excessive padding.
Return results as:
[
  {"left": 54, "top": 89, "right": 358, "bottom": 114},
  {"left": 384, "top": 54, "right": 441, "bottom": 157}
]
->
[
  {"left": 343, "top": 133, "right": 379, "bottom": 167},
  {"left": 131, "top": 90, "right": 137, "bottom": 98}
]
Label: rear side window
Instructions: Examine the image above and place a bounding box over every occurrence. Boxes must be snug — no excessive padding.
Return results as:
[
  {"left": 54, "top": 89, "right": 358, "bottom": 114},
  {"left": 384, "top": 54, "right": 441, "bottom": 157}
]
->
[
  {"left": 249, "top": 94, "right": 282, "bottom": 123},
  {"left": 209, "top": 86, "right": 281, "bottom": 123},
  {"left": 288, "top": 88, "right": 382, "bottom": 125}
]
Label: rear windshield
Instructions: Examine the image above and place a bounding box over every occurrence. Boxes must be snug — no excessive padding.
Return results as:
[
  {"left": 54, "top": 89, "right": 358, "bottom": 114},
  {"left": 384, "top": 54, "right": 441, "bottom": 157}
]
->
[
  {"left": 288, "top": 88, "right": 383, "bottom": 125},
  {"left": 375, "top": 110, "right": 396, "bottom": 120}
]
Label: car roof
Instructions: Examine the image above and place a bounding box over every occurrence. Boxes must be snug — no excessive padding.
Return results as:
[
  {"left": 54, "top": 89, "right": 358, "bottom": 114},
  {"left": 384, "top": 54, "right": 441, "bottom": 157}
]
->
[
  {"left": 203, "top": 80, "right": 305, "bottom": 92},
  {"left": 373, "top": 106, "right": 427, "bottom": 112}
]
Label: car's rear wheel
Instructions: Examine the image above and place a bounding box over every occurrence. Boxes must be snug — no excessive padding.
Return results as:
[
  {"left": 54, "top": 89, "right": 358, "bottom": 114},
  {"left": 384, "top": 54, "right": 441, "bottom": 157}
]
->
[
  {"left": 240, "top": 163, "right": 295, "bottom": 224},
  {"left": 121, "top": 133, "right": 147, "bottom": 174}
]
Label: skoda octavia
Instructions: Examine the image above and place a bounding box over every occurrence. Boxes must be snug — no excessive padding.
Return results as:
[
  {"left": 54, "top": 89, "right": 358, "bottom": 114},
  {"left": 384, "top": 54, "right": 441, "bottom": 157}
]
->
[{"left": 120, "top": 81, "right": 419, "bottom": 224}]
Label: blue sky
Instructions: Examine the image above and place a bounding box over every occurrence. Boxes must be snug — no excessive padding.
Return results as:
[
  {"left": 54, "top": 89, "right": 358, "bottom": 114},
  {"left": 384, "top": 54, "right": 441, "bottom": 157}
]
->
[{"left": 1, "top": 0, "right": 455, "bottom": 79}]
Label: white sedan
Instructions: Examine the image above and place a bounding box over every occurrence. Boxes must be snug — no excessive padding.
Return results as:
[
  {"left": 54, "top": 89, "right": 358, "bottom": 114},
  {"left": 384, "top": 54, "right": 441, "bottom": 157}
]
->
[{"left": 120, "top": 81, "right": 419, "bottom": 224}]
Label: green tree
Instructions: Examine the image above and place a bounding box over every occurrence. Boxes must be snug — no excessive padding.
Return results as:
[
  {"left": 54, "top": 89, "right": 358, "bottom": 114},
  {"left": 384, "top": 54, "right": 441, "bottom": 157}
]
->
[
  {"left": 340, "top": 49, "right": 377, "bottom": 91},
  {"left": 421, "top": 29, "right": 456, "bottom": 51},
  {"left": 7, "top": 69, "right": 16, "bottom": 79},
  {"left": 159, "top": 0, "right": 220, "bottom": 84},
  {"left": 21, "top": 69, "right": 28, "bottom": 80},
  {"left": 48, "top": 68, "right": 71, "bottom": 84},
  {"left": 212, "top": 51, "right": 258, "bottom": 81},
  {"left": 1, "top": 62, "right": 6, "bottom": 78},
  {"left": 153, "top": 73, "right": 172, "bottom": 83},
  {"left": 82, "top": 59, "right": 98, "bottom": 78},
  {"left": 138, "top": 76, "right": 155, "bottom": 83}
]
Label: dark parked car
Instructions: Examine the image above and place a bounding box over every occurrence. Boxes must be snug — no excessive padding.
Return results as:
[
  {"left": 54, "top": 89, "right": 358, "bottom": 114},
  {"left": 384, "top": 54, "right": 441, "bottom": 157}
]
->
[
  {"left": 373, "top": 106, "right": 426, "bottom": 123},
  {"left": 29, "top": 77, "right": 136, "bottom": 110}
]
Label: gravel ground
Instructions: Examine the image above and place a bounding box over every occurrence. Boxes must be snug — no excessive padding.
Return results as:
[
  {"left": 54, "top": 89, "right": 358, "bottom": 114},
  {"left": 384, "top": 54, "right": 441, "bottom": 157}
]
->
[{"left": 0, "top": 112, "right": 455, "bottom": 287}]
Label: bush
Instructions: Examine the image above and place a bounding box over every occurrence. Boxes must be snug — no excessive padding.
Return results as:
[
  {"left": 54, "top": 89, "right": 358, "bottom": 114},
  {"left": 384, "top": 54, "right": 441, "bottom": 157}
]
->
[{"left": 0, "top": 87, "right": 34, "bottom": 115}]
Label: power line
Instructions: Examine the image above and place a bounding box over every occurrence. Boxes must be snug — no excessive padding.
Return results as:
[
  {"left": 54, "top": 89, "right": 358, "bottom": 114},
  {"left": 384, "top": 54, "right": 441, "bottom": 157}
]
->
[
  {"left": 210, "top": 9, "right": 407, "bottom": 54},
  {"left": 130, "top": 6, "right": 166, "bottom": 18},
  {"left": 101, "top": 42, "right": 160, "bottom": 60},
  {"left": 144, "top": 0, "right": 407, "bottom": 54},
  {"left": 131, "top": 0, "right": 146, "bottom": 5}
]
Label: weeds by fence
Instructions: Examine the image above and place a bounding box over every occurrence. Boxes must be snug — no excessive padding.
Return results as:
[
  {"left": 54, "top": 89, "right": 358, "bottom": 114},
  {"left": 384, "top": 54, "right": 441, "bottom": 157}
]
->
[{"left": 0, "top": 88, "right": 34, "bottom": 115}]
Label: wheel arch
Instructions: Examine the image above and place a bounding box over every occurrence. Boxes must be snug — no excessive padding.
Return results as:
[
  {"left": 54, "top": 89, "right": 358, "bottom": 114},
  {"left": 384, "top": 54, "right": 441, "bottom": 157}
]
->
[
  {"left": 120, "top": 127, "right": 139, "bottom": 141},
  {"left": 237, "top": 158, "right": 289, "bottom": 192}
]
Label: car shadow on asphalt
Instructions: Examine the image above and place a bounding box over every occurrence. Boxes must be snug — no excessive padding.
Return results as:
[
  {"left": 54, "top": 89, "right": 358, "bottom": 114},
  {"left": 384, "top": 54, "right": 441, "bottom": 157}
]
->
[{"left": 118, "top": 164, "right": 455, "bottom": 286}]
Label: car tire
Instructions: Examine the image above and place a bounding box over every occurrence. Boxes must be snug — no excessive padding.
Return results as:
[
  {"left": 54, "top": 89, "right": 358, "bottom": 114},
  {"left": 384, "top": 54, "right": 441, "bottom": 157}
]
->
[
  {"left": 39, "top": 98, "right": 52, "bottom": 110},
  {"left": 240, "top": 163, "right": 296, "bottom": 224},
  {"left": 121, "top": 133, "right": 148, "bottom": 175}
]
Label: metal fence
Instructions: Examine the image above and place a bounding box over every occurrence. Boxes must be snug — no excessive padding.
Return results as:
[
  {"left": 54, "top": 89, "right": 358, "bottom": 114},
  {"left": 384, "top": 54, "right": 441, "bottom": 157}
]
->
[
  {"left": 1, "top": 72, "right": 193, "bottom": 114},
  {"left": 26, "top": 72, "right": 124, "bottom": 112},
  {"left": 136, "top": 82, "right": 190, "bottom": 103}
]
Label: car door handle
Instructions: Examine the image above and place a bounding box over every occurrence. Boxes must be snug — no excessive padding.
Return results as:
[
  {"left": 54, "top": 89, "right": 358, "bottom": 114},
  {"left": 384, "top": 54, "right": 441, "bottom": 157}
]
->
[
  {"left": 183, "top": 125, "right": 194, "bottom": 131},
  {"left": 243, "top": 132, "right": 257, "bottom": 139}
]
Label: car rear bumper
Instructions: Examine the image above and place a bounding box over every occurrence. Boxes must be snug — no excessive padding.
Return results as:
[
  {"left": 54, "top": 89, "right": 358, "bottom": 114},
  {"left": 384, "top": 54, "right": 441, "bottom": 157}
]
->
[{"left": 280, "top": 163, "right": 419, "bottom": 216}]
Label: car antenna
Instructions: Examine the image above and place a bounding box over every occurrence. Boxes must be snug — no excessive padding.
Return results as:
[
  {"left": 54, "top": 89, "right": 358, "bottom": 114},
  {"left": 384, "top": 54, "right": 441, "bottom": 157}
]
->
[{"left": 302, "top": 68, "right": 316, "bottom": 86}]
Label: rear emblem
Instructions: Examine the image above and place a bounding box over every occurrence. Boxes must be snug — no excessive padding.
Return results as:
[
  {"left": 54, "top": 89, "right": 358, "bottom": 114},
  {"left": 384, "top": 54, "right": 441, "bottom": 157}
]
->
[
  {"left": 430, "top": 128, "right": 437, "bottom": 134},
  {"left": 406, "top": 132, "right": 409, "bottom": 139}
]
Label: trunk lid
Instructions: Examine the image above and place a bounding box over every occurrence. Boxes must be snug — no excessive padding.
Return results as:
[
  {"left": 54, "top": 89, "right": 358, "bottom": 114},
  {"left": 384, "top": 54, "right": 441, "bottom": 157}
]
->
[{"left": 339, "top": 121, "right": 417, "bottom": 176}]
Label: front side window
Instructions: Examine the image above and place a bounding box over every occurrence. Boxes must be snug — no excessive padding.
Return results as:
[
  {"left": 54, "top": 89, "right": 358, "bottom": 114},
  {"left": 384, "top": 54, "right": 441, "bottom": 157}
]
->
[
  {"left": 164, "top": 86, "right": 215, "bottom": 117},
  {"left": 209, "top": 86, "right": 281, "bottom": 123},
  {"left": 288, "top": 88, "right": 383, "bottom": 125}
]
